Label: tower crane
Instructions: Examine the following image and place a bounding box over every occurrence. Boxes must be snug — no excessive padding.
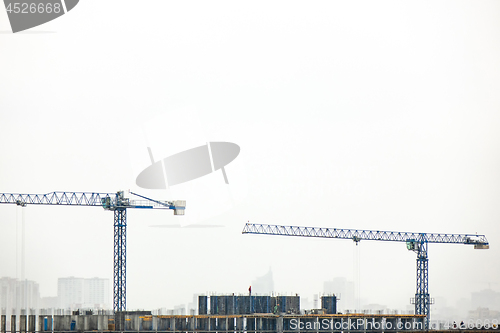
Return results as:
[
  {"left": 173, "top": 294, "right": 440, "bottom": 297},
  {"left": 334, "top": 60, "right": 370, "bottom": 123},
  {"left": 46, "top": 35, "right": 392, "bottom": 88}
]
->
[
  {"left": 0, "top": 191, "right": 186, "bottom": 312},
  {"left": 242, "top": 222, "right": 489, "bottom": 327}
]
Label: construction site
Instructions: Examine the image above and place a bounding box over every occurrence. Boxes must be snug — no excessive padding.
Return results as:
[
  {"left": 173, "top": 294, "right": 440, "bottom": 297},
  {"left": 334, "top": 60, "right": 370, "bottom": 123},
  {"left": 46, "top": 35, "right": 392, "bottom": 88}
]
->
[
  {"left": 0, "top": 192, "right": 496, "bottom": 332},
  {"left": 2, "top": 294, "right": 428, "bottom": 333}
]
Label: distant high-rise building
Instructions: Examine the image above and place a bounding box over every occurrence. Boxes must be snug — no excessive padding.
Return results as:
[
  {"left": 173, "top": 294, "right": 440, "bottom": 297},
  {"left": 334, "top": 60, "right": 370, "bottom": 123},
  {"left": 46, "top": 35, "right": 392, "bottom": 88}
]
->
[
  {"left": 471, "top": 289, "right": 500, "bottom": 311},
  {"left": 84, "top": 277, "right": 110, "bottom": 309},
  {"left": 58, "top": 277, "right": 84, "bottom": 309},
  {"left": 251, "top": 268, "right": 274, "bottom": 294},
  {"left": 58, "top": 277, "right": 110, "bottom": 310},
  {"left": 0, "top": 277, "right": 40, "bottom": 314},
  {"left": 324, "top": 277, "right": 354, "bottom": 311}
]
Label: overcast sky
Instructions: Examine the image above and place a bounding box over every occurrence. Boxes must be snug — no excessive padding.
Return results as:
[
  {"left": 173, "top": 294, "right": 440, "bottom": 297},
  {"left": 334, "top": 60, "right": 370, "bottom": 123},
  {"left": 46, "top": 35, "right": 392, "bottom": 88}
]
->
[{"left": 1, "top": 1, "right": 499, "bottom": 312}]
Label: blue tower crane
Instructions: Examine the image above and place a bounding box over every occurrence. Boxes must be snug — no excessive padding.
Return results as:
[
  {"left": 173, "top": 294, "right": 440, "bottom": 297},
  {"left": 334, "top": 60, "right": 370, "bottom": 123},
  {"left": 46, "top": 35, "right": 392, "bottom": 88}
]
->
[
  {"left": 0, "top": 191, "right": 186, "bottom": 312},
  {"left": 242, "top": 223, "right": 489, "bottom": 328}
]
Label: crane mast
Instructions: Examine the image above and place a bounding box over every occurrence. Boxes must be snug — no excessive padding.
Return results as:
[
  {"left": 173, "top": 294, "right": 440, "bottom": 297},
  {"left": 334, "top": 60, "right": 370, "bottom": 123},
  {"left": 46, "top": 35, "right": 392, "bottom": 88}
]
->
[
  {"left": 0, "top": 191, "right": 186, "bottom": 312},
  {"left": 242, "top": 223, "right": 488, "bottom": 328}
]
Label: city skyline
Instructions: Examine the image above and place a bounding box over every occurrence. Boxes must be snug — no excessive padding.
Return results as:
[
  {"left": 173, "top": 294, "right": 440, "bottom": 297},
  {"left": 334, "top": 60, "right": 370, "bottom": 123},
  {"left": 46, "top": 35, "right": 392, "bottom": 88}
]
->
[
  {"left": 1, "top": 273, "right": 498, "bottom": 320},
  {"left": 0, "top": 276, "right": 110, "bottom": 314}
]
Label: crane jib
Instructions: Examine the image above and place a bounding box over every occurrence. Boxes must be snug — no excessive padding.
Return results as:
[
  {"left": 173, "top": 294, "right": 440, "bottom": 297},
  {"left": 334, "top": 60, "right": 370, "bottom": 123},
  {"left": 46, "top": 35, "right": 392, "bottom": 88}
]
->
[
  {"left": 242, "top": 223, "right": 488, "bottom": 246},
  {"left": 242, "top": 222, "right": 489, "bottom": 328},
  {"left": 0, "top": 190, "right": 186, "bottom": 313}
]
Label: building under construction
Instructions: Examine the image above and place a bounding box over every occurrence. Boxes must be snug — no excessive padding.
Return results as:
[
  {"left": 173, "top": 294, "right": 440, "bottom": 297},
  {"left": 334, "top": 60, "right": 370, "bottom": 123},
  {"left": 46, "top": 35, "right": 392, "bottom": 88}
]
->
[
  {"left": 2, "top": 312, "right": 427, "bottom": 333},
  {"left": 3, "top": 293, "right": 500, "bottom": 332},
  {"left": 0, "top": 294, "right": 431, "bottom": 333},
  {"left": 198, "top": 295, "right": 301, "bottom": 315}
]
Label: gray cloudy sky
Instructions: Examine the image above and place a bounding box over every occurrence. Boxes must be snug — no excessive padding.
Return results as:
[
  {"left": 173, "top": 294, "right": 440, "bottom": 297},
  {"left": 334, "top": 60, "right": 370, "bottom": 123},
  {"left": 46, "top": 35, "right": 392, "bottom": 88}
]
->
[{"left": 0, "top": 1, "right": 499, "bottom": 312}]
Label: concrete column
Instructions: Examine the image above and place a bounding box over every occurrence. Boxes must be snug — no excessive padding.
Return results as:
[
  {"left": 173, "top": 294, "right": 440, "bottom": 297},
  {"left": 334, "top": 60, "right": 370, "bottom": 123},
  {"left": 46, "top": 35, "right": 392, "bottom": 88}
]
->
[
  {"left": 98, "top": 315, "right": 109, "bottom": 331},
  {"left": 401, "top": 318, "right": 412, "bottom": 331},
  {"left": 11, "top": 315, "right": 16, "bottom": 333},
  {"left": 175, "top": 317, "right": 186, "bottom": 331},
  {"left": 269, "top": 317, "right": 278, "bottom": 332},
  {"left": 152, "top": 316, "right": 157, "bottom": 332},
  {"left": 209, "top": 318, "right": 216, "bottom": 332},
  {"left": 186, "top": 317, "right": 195, "bottom": 331},
  {"left": 235, "top": 317, "right": 244, "bottom": 331},
  {"left": 156, "top": 317, "right": 165, "bottom": 331},
  {"left": 318, "top": 317, "right": 331, "bottom": 333},
  {"left": 133, "top": 315, "right": 140, "bottom": 331},
  {"left": 331, "top": 318, "right": 342, "bottom": 333},
  {"left": 114, "top": 313, "right": 124, "bottom": 331},
  {"left": 76, "top": 316, "right": 84, "bottom": 332},
  {"left": 170, "top": 317, "right": 176, "bottom": 332},
  {"left": 1, "top": 315, "right": 6, "bottom": 333},
  {"left": 414, "top": 317, "right": 424, "bottom": 331},
  {"left": 343, "top": 318, "right": 349, "bottom": 333},
  {"left": 275, "top": 315, "right": 282, "bottom": 333},
  {"left": 88, "top": 316, "right": 98, "bottom": 331},
  {"left": 54, "top": 315, "right": 71, "bottom": 331},
  {"left": 215, "top": 317, "right": 225, "bottom": 331},
  {"left": 246, "top": 317, "right": 255, "bottom": 332},
  {"left": 228, "top": 317, "right": 237, "bottom": 331},
  {"left": 375, "top": 317, "right": 384, "bottom": 333},
  {"left": 19, "top": 315, "right": 26, "bottom": 333},
  {"left": 386, "top": 317, "right": 397, "bottom": 331},
  {"left": 365, "top": 317, "right": 377, "bottom": 333},
  {"left": 358, "top": 317, "right": 367, "bottom": 332},
  {"left": 65, "top": 315, "right": 72, "bottom": 331},
  {"left": 28, "top": 316, "right": 35, "bottom": 333},
  {"left": 327, "top": 317, "right": 336, "bottom": 333},
  {"left": 158, "top": 317, "right": 163, "bottom": 331},
  {"left": 37, "top": 316, "right": 43, "bottom": 332},
  {"left": 86, "top": 315, "right": 91, "bottom": 331},
  {"left": 53, "top": 316, "right": 60, "bottom": 331},
  {"left": 48, "top": 316, "right": 53, "bottom": 332}
]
